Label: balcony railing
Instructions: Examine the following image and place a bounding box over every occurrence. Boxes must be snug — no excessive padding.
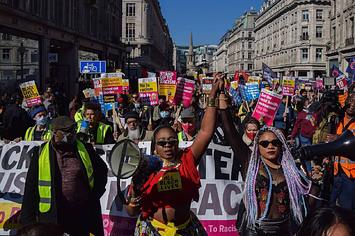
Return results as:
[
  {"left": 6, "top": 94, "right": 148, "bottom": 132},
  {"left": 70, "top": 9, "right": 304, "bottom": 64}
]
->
[{"left": 345, "top": 37, "right": 354, "bottom": 46}]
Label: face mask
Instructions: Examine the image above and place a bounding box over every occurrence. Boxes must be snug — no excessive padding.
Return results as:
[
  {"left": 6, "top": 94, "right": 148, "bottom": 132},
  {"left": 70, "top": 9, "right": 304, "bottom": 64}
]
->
[
  {"left": 246, "top": 131, "right": 256, "bottom": 141},
  {"left": 181, "top": 123, "right": 196, "bottom": 134},
  {"left": 134, "top": 103, "right": 141, "bottom": 109},
  {"left": 160, "top": 111, "right": 170, "bottom": 119},
  {"left": 36, "top": 116, "right": 48, "bottom": 126}
]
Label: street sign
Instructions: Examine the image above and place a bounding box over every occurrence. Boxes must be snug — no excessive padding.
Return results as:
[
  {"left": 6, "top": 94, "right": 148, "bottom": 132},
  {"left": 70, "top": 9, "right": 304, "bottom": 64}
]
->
[{"left": 80, "top": 61, "right": 106, "bottom": 74}]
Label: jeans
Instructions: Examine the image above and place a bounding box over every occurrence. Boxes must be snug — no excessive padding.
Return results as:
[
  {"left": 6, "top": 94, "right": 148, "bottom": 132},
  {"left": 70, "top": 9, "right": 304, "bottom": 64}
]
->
[{"left": 330, "top": 173, "right": 355, "bottom": 210}]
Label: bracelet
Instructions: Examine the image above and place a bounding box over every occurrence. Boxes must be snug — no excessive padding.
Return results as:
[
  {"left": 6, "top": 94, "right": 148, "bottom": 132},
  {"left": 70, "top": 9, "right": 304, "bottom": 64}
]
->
[{"left": 207, "top": 97, "right": 218, "bottom": 107}]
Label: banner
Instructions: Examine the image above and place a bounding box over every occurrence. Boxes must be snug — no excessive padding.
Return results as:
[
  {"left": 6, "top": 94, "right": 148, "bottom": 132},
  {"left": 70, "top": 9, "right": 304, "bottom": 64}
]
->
[
  {"left": 138, "top": 77, "right": 159, "bottom": 106},
  {"left": 252, "top": 89, "right": 283, "bottom": 126},
  {"left": 282, "top": 77, "right": 295, "bottom": 96},
  {"left": 262, "top": 63, "right": 276, "bottom": 86},
  {"left": 0, "top": 138, "right": 244, "bottom": 236},
  {"left": 240, "top": 83, "right": 260, "bottom": 102},
  {"left": 19, "top": 81, "right": 42, "bottom": 107},
  {"left": 158, "top": 71, "right": 177, "bottom": 102},
  {"left": 202, "top": 77, "right": 214, "bottom": 94},
  {"left": 174, "top": 77, "right": 195, "bottom": 108}
]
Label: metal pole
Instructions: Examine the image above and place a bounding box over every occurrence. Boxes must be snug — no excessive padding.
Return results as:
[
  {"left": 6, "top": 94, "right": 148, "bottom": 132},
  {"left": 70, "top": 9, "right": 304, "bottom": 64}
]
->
[{"left": 20, "top": 42, "right": 24, "bottom": 81}]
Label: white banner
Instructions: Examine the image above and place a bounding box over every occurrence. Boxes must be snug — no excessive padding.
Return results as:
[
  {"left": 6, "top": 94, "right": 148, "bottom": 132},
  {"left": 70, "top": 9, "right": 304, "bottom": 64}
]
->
[{"left": 0, "top": 140, "right": 244, "bottom": 235}]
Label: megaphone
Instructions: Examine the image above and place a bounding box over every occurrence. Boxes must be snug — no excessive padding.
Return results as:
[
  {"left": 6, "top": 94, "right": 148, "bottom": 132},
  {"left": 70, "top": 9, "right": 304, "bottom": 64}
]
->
[
  {"left": 108, "top": 139, "right": 162, "bottom": 204},
  {"left": 297, "top": 130, "right": 355, "bottom": 161}
]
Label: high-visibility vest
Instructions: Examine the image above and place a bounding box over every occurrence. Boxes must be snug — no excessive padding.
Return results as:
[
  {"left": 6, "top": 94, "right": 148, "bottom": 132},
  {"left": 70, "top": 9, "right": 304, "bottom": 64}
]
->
[
  {"left": 77, "top": 122, "right": 111, "bottom": 144},
  {"left": 74, "top": 107, "right": 84, "bottom": 123},
  {"left": 38, "top": 140, "right": 94, "bottom": 213},
  {"left": 334, "top": 116, "right": 355, "bottom": 178},
  {"left": 24, "top": 126, "right": 52, "bottom": 141}
]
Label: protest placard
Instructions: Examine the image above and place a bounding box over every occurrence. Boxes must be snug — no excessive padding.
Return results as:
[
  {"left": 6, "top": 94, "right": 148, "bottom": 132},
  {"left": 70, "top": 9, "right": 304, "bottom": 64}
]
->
[
  {"left": 0, "top": 135, "right": 244, "bottom": 236},
  {"left": 248, "top": 76, "right": 262, "bottom": 85},
  {"left": 139, "top": 77, "right": 159, "bottom": 106},
  {"left": 229, "top": 87, "right": 242, "bottom": 106},
  {"left": 202, "top": 77, "right": 214, "bottom": 94},
  {"left": 316, "top": 77, "right": 324, "bottom": 90},
  {"left": 282, "top": 77, "right": 295, "bottom": 96},
  {"left": 252, "top": 89, "right": 283, "bottom": 126},
  {"left": 19, "top": 81, "right": 42, "bottom": 107},
  {"left": 336, "top": 75, "right": 348, "bottom": 90},
  {"left": 100, "top": 72, "right": 127, "bottom": 103},
  {"left": 240, "top": 83, "right": 260, "bottom": 102},
  {"left": 230, "top": 81, "right": 238, "bottom": 90},
  {"left": 158, "top": 71, "right": 177, "bottom": 102},
  {"left": 173, "top": 77, "right": 195, "bottom": 108}
]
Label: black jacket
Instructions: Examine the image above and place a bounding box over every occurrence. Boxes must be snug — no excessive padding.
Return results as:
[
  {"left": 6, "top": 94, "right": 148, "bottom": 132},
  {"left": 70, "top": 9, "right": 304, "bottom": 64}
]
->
[
  {"left": 2, "top": 103, "right": 33, "bottom": 140},
  {"left": 20, "top": 140, "right": 108, "bottom": 236}
]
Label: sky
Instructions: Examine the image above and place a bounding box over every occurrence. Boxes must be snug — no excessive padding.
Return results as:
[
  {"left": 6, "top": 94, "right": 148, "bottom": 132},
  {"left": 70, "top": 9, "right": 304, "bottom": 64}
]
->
[{"left": 159, "top": 0, "right": 265, "bottom": 46}]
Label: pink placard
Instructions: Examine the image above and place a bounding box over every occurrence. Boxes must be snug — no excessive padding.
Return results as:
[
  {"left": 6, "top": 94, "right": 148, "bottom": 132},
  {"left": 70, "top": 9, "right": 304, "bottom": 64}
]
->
[
  {"left": 173, "top": 77, "right": 195, "bottom": 108},
  {"left": 252, "top": 89, "right": 283, "bottom": 126}
]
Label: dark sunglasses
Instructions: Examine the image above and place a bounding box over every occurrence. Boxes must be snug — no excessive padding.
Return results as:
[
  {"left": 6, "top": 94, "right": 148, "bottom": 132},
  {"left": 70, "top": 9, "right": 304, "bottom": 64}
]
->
[
  {"left": 258, "top": 139, "right": 282, "bottom": 148},
  {"left": 156, "top": 139, "right": 178, "bottom": 147}
]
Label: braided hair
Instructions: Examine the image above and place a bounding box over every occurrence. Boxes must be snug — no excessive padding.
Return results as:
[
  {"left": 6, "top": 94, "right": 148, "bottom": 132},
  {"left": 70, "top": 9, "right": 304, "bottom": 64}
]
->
[{"left": 244, "top": 126, "right": 311, "bottom": 227}]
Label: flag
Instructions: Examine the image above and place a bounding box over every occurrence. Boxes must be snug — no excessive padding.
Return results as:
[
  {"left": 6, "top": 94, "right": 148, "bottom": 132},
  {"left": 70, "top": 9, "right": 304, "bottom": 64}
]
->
[
  {"left": 331, "top": 65, "right": 343, "bottom": 78},
  {"left": 346, "top": 57, "right": 355, "bottom": 84},
  {"left": 262, "top": 63, "right": 276, "bottom": 87}
]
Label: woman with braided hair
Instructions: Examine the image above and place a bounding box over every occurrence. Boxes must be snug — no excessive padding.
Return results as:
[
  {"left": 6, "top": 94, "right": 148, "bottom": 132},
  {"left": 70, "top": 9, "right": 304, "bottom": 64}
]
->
[{"left": 219, "top": 100, "right": 321, "bottom": 235}]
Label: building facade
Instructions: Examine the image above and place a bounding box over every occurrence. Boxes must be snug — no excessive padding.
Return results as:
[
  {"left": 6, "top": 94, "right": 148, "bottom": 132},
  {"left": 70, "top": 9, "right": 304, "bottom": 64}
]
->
[
  {"left": 173, "top": 45, "right": 188, "bottom": 74},
  {"left": 254, "top": 0, "right": 331, "bottom": 79},
  {"left": 122, "top": 0, "right": 173, "bottom": 79},
  {"left": 227, "top": 11, "right": 258, "bottom": 77},
  {"left": 215, "top": 31, "right": 230, "bottom": 74},
  {"left": 327, "top": 0, "right": 355, "bottom": 74},
  {"left": 194, "top": 44, "right": 218, "bottom": 74},
  {"left": 0, "top": 0, "right": 124, "bottom": 96}
]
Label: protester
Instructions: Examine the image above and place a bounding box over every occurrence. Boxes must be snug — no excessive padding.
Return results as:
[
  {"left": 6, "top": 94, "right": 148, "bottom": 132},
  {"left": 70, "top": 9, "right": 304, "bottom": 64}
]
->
[
  {"left": 274, "top": 96, "right": 293, "bottom": 135},
  {"left": 1, "top": 93, "right": 33, "bottom": 141},
  {"left": 327, "top": 86, "right": 355, "bottom": 210},
  {"left": 125, "top": 74, "right": 224, "bottom": 235},
  {"left": 24, "top": 105, "right": 51, "bottom": 141},
  {"left": 117, "top": 111, "right": 153, "bottom": 143},
  {"left": 20, "top": 116, "right": 108, "bottom": 236},
  {"left": 77, "top": 102, "right": 115, "bottom": 144},
  {"left": 242, "top": 117, "right": 260, "bottom": 149},
  {"left": 220, "top": 95, "right": 322, "bottom": 235},
  {"left": 178, "top": 108, "right": 198, "bottom": 141},
  {"left": 296, "top": 207, "right": 354, "bottom": 236}
]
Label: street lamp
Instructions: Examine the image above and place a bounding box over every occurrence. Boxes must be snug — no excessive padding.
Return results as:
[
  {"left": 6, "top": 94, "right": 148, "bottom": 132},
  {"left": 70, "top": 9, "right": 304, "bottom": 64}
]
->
[
  {"left": 18, "top": 42, "right": 26, "bottom": 81},
  {"left": 126, "top": 42, "right": 133, "bottom": 81}
]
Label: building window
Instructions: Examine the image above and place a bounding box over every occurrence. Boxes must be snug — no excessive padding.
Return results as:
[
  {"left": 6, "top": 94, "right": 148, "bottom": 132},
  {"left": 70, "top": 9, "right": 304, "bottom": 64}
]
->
[
  {"left": 240, "top": 64, "right": 244, "bottom": 70},
  {"left": 248, "top": 64, "right": 253, "bottom": 71},
  {"left": 316, "top": 9, "right": 323, "bottom": 20},
  {"left": 248, "top": 32, "right": 252, "bottom": 38},
  {"left": 2, "top": 34, "right": 11, "bottom": 40},
  {"left": 316, "top": 26, "right": 323, "bottom": 38},
  {"left": 316, "top": 48, "right": 323, "bottom": 62},
  {"left": 248, "top": 52, "right": 252, "bottom": 60},
  {"left": 248, "top": 41, "right": 252, "bottom": 49},
  {"left": 2, "top": 49, "right": 10, "bottom": 61},
  {"left": 301, "top": 48, "right": 308, "bottom": 62},
  {"left": 302, "top": 27, "right": 309, "bottom": 40},
  {"left": 241, "top": 42, "right": 245, "bottom": 50},
  {"left": 126, "top": 23, "right": 135, "bottom": 40},
  {"left": 126, "top": 3, "right": 135, "bottom": 16},
  {"left": 302, "top": 10, "right": 309, "bottom": 21}
]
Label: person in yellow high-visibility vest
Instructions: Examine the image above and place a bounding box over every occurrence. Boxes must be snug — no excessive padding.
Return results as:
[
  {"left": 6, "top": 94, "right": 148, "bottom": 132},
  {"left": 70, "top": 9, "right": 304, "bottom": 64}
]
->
[
  {"left": 20, "top": 116, "right": 108, "bottom": 236},
  {"left": 24, "top": 106, "right": 52, "bottom": 141},
  {"left": 77, "top": 103, "right": 115, "bottom": 144}
]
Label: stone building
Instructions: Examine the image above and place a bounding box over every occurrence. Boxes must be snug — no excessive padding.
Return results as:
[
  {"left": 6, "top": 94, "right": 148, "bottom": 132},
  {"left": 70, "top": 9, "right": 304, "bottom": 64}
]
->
[
  {"left": 215, "top": 31, "right": 230, "bottom": 74},
  {"left": 254, "top": 0, "right": 331, "bottom": 79},
  {"left": 122, "top": 0, "right": 173, "bottom": 79},
  {"left": 0, "top": 0, "right": 124, "bottom": 96},
  {"left": 227, "top": 11, "right": 258, "bottom": 77},
  {"left": 327, "top": 0, "right": 355, "bottom": 74}
]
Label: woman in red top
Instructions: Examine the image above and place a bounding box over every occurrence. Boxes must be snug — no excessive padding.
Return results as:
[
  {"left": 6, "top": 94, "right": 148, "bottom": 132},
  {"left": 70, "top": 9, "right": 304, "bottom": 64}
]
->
[{"left": 126, "top": 74, "right": 224, "bottom": 236}]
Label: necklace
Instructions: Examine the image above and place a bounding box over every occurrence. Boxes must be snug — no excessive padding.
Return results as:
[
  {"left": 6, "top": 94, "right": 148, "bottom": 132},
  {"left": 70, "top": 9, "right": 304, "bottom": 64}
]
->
[{"left": 163, "top": 158, "right": 179, "bottom": 167}]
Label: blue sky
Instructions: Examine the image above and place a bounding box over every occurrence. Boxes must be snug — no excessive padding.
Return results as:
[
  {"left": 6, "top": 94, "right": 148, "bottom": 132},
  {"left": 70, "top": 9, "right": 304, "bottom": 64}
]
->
[{"left": 159, "top": 0, "right": 264, "bottom": 46}]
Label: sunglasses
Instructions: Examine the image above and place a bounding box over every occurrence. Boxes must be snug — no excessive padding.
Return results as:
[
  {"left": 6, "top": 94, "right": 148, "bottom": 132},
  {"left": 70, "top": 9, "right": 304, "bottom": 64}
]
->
[
  {"left": 156, "top": 139, "right": 178, "bottom": 147},
  {"left": 258, "top": 139, "right": 282, "bottom": 148}
]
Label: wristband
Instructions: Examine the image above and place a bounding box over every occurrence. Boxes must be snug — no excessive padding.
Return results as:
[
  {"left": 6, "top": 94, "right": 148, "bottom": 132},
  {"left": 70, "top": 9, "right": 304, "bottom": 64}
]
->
[{"left": 207, "top": 97, "right": 218, "bottom": 107}]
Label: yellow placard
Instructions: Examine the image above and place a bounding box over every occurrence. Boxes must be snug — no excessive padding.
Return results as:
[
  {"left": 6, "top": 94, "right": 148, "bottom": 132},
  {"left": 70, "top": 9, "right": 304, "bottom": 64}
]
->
[
  {"left": 157, "top": 172, "right": 182, "bottom": 192},
  {"left": 20, "top": 81, "right": 39, "bottom": 99},
  {"left": 139, "top": 78, "right": 158, "bottom": 93},
  {"left": 101, "top": 77, "right": 122, "bottom": 87},
  {"left": 0, "top": 202, "right": 21, "bottom": 230}
]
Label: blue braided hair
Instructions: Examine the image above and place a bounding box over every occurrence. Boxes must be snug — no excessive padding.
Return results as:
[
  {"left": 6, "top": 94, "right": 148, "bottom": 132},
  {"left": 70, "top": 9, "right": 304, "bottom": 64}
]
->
[{"left": 244, "top": 126, "right": 311, "bottom": 227}]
